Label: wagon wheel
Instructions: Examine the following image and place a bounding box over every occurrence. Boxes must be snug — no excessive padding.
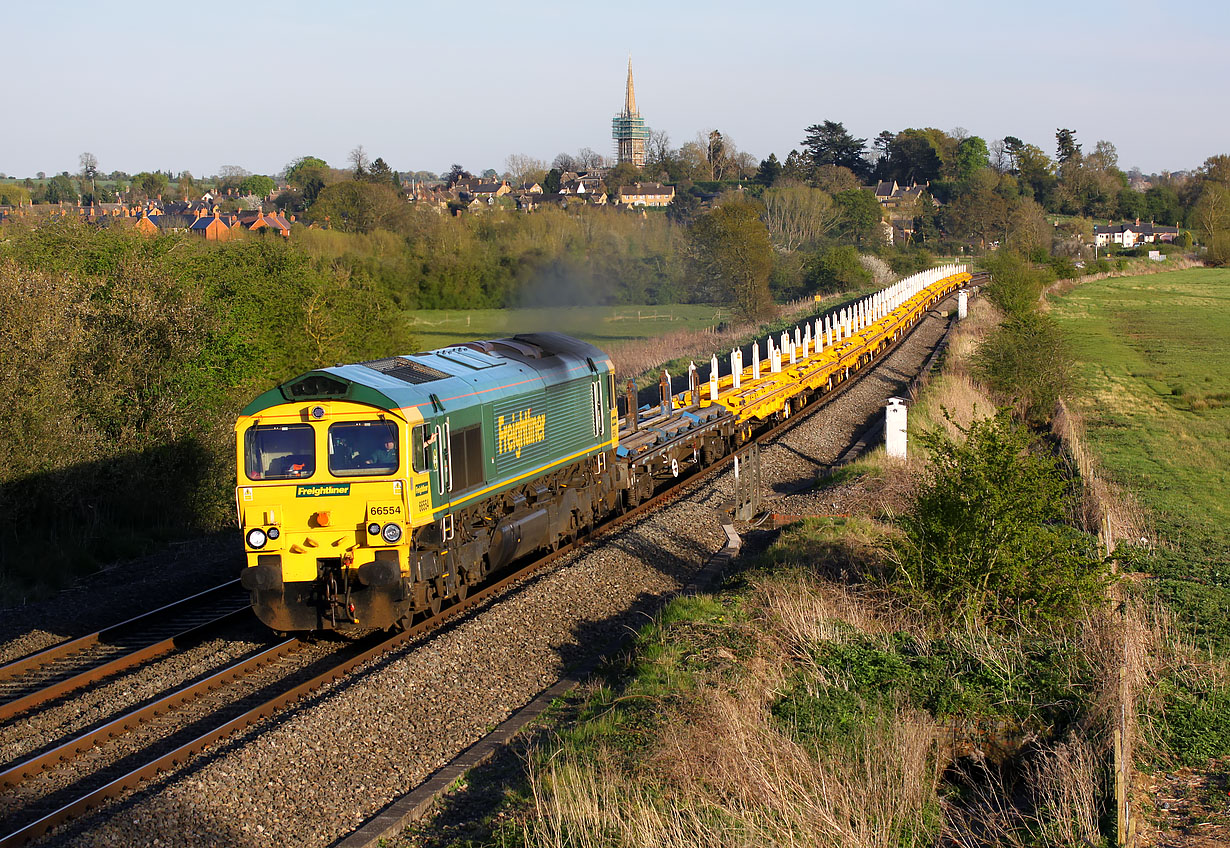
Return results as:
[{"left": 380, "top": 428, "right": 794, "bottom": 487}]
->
[
  {"left": 456, "top": 581, "right": 468, "bottom": 602},
  {"left": 427, "top": 586, "right": 443, "bottom": 617}
]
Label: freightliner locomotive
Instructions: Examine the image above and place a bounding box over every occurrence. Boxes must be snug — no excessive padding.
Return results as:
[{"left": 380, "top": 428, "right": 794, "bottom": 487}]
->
[{"left": 236, "top": 266, "right": 972, "bottom": 632}]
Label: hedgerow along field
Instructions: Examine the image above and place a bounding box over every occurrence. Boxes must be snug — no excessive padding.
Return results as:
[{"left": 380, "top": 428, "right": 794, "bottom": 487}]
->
[{"left": 1050, "top": 268, "right": 1230, "bottom": 649}]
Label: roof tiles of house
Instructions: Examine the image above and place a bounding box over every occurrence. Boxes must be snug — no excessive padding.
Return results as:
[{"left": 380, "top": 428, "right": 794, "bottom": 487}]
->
[
  {"left": 618, "top": 182, "right": 673, "bottom": 195},
  {"left": 1094, "top": 222, "right": 1179, "bottom": 235},
  {"left": 188, "top": 214, "right": 228, "bottom": 230}
]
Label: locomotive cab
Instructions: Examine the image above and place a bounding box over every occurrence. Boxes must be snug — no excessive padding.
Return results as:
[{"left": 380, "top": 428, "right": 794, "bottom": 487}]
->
[{"left": 236, "top": 392, "right": 437, "bottom": 632}]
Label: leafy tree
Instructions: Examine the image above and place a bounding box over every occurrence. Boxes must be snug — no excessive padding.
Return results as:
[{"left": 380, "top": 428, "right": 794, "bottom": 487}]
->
[
  {"left": 833, "top": 188, "right": 883, "bottom": 246},
  {"left": 666, "top": 189, "right": 701, "bottom": 226},
  {"left": 604, "top": 162, "right": 642, "bottom": 195},
  {"left": 0, "top": 184, "right": 31, "bottom": 205},
  {"left": 800, "top": 120, "right": 868, "bottom": 180},
  {"left": 307, "top": 181, "right": 408, "bottom": 234},
  {"left": 1145, "top": 185, "right": 1183, "bottom": 226},
  {"left": 687, "top": 199, "right": 774, "bottom": 316},
  {"left": 803, "top": 245, "right": 871, "bottom": 294},
  {"left": 955, "top": 136, "right": 990, "bottom": 183},
  {"left": 285, "top": 156, "right": 329, "bottom": 188},
  {"left": 1014, "top": 144, "right": 1057, "bottom": 207},
  {"left": 543, "top": 168, "right": 562, "bottom": 194},
  {"left": 755, "top": 153, "right": 782, "bottom": 187},
  {"left": 238, "top": 175, "right": 275, "bottom": 198},
  {"left": 445, "top": 164, "right": 471, "bottom": 186},
  {"left": 131, "top": 171, "right": 169, "bottom": 200},
  {"left": 892, "top": 413, "right": 1108, "bottom": 629},
  {"left": 885, "top": 130, "right": 943, "bottom": 185},
  {"left": 1116, "top": 188, "right": 1147, "bottom": 220},
  {"left": 1086, "top": 139, "right": 1119, "bottom": 172},
  {"left": 45, "top": 173, "right": 77, "bottom": 203}
]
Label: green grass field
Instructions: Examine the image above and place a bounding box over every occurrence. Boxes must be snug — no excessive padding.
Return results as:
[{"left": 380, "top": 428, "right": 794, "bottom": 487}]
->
[
  {"left": 405, "top": 304, "right": 736, "bottom": 351},
  {"left": 1051, "top": 267, "right": 1230, "bottom": 646}
]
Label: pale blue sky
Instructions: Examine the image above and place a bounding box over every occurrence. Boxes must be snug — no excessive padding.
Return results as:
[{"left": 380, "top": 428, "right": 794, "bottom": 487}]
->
[{"left": 5, "top": 0, "right": 1227, "bottom": 179}]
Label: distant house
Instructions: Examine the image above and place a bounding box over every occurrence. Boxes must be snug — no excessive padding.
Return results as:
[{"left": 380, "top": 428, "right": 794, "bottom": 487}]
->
[
  {"left": 1094, "top": 220, "right": 1180, "bottom": 248},
  {"left": 467, "top": 181, "right": 511, "bottom": 199},
  {"left": 869, "top": 180, "right": 932, "bottom": 209},
  {"left": 518, "top": 182, "right": 543, "bottom": 194},
  {"left": 134, "top": 212, "right": 160, "bottom": 236},
  {"left": 236, "top": 209, "right": 292, "bottom": 237},
  {"left": 188, "top": 210, "right": 231, "bottom": 241},
  {"left": 518, "top": 193, "right": 571, "bottom": 212},
  {"left": 617, "top": 182, "right": 675, "bottom": 207}
]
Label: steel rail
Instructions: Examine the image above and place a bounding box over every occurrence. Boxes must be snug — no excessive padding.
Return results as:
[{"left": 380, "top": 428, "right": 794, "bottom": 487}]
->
[
  {"left": 0, "top": 296, "right": 959, "bottom": 847},
  {"left": 0, "top": 580, "right": 245, "bottom": 689},
  {"left": 0, "top": 607, "right": 252, "bottom": 724}
]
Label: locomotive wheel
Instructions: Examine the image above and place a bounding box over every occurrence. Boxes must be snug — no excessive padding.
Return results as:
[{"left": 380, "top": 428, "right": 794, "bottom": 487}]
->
[
  {"left": 428, "top": 588, "right": 442, "bottom": 616},
  {"left": 456, "top": 581, "right": 468, "bottom": 602}
]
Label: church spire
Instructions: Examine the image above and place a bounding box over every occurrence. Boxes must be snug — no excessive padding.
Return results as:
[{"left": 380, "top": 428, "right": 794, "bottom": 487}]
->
[{"left": 624, "top": 56, "right": 638, "bottom": 117}]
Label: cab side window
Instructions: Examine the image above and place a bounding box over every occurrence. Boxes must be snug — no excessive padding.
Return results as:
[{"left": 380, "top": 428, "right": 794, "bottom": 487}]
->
[{"left": 412, "top": 424, "right": 433, "bottom": 473}]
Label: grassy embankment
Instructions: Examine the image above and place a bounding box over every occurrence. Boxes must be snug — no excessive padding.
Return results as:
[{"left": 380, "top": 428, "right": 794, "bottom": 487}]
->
[
  {"left": 1050, "top": 268, "right": 1230, "bottom": 771},
  {"left": 402, "top": 295, "right": 1121, "bottom": 848}
]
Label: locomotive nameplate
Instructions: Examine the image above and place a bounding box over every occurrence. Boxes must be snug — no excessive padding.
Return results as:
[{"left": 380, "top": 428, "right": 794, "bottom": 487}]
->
[{"left": 295, "top": 483, "right": 351, "bottom": 498}]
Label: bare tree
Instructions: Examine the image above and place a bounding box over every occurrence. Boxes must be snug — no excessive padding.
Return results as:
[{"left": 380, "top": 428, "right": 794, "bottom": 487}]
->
[
  {"left": 761, "top": 184, "right": 842, "bottom": 251},
  {"left": 79, "top": 152, "right": 98, "bottom": 193},
  {"left": 218, "top": 165, "right": 251, "bottom": 191},
  {"left": 504, "top": 153, "right": 546, "bottom": 186},
  {"left": 577, "top": 147, "right": 606, "bottom": 170},
  {"left": 989, "top": 139, "right": 1009, "bottom": 174},
  {"left": 645, "top": 129, "right": 672, "bottom": 166},
  {"left": 551, "top": 152, "right": 580, "bottom": 173},
  {"left": 949, "top": 126, "right": 970, "bottom": 145},
  {"left": 349, "top": 145, "right": 370, "bottom": 178}
]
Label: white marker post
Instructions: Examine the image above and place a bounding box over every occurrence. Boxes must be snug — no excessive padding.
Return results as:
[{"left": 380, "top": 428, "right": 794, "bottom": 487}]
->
[
  {"left": 886, "top": 397, "right": 908, "bottom": 460},
  {"left": 958, "top": 288, "right": 968, "bottom": 320}
]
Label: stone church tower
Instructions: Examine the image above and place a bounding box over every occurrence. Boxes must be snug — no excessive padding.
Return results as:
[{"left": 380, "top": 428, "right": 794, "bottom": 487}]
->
[{"left": 611, "top": 58, "right": 647, "bottom": 167}]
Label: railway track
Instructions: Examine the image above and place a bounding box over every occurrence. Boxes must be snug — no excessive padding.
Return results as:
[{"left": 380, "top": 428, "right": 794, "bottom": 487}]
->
[
  {"left": 0, "top": 296, "right": 964, "bottom": 847},
  {"left": 0, "top": 581, "right": 250, "bottom": 723}
]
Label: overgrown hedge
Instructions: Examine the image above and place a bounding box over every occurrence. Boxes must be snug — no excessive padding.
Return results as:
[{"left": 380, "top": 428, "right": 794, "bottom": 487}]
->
[{"left": 0, "top": 222, "right": 414, "bottom": 598}]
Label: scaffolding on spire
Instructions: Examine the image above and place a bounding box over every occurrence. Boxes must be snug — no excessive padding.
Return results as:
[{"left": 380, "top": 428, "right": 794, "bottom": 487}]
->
[{"left": 612, "top": 57, "right": 647, "bottom": 167}]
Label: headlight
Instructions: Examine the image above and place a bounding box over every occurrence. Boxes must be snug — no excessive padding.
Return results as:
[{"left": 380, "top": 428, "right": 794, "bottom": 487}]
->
[
  {"left": 246, "top": 528, "right": 267, "bottom": 549},
  {"left": 381, "top": 523, "right": 402, "bottom": 543},
  {"left": 367, "top": 522, "right": 381, "bottom": 536},
  {"left": 267, "top": 527, "right": 280, "bottom": 540}
]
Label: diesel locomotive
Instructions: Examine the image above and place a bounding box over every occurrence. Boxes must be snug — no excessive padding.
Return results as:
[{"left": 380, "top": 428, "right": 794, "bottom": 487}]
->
[
  {"left": 236, "top": 266, "right": 974, "bottom": 632},
  {"left": 236, "top": 333, "right": 621, "bottom": 631}
]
